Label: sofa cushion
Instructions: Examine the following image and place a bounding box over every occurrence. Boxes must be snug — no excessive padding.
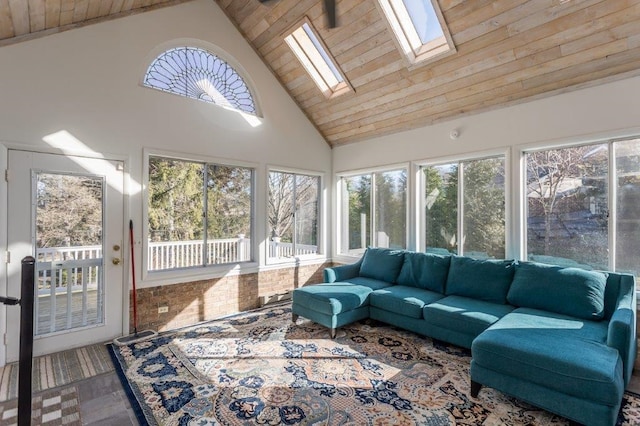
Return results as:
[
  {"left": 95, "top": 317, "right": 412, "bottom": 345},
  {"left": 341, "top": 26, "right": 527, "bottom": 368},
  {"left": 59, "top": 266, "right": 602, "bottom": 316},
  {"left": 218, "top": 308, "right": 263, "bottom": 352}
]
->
[
  {"left": 292, "top": 283, "right": 373, "bottom": 316},
  {"left": 423, "top": 295, "right": 515, "bottom": 337},
  {"left": 340, "top": 276, "right": 394, "bottom": 291},
  {"left": 359, "top": 247, "right": 405, "bottom": 283},
  {"left": 472, "top": 308, "right": 621, "bottom": 405},
  {"left": 396, "top": 251, "right": 451, "bottom": 292},
  {"left": 507, "top": 262, "right": 607, "bottom": 320},
  {"left": 370, "top": 286, "right": 444, "bottom": 319},
  {"left": 445, "top": 256, "right": 516, "bottom": 304}
]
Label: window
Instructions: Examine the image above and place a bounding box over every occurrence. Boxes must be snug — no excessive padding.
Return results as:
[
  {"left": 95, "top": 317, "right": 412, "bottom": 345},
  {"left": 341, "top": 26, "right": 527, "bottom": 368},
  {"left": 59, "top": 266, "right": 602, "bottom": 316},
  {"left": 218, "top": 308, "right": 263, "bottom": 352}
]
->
[
  {"left": 284, "top": 20, "right": 352, "bottom": 98},
  {"left": 422, "top": 156, "right": 506, "bottom": 258},
  {"left": 268, "top": 171, "right": 321, "bottom": 260},
  {"left": 525, "top": 139, "right": 640, "bottom": 275},
  {"left": 340, "top": 169, "right": 407, "bottom": 255},
  {"left": 377, "top": 0, "right": 455, "bottom": 66},
  {"left": 147, "top": 156, "right": 253, "bottom": 271},
  {"left": 143, "top": 47, "right": 256, "bottom": 114}
]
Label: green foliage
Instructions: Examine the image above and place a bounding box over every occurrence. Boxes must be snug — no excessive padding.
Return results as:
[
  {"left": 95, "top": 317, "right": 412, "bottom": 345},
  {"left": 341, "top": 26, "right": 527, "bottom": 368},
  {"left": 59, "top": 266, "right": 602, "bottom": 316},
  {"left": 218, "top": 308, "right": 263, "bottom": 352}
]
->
[
  {"left": 148, "top": 157, "right": 204, "bottom": 242},
  {"left": 424, "top": 159, "right": 505, "bottom": 258}
]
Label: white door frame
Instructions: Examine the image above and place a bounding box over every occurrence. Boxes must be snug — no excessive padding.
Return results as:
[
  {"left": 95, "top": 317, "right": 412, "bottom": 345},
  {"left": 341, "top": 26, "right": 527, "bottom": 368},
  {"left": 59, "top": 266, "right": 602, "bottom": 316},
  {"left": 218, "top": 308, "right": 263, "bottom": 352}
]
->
[{"left": 1, "top": 146, "right": 130, "bottom": 366}]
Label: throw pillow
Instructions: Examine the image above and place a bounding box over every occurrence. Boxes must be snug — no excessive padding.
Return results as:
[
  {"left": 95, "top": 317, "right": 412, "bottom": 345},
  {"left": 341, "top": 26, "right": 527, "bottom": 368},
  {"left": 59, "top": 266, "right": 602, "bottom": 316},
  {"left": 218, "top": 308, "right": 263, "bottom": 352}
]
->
[
  {"left": 445, "top": 256, "right": 516, "bottom": 304},
  {"left": 396, "top": 251, "right": 451, "bottom": 292},
  {"left": 507, "top": 262, "right": 607, "bottom": 320},
  {"left": 359, "top": 247, "right": 405, "bottom": 283}
]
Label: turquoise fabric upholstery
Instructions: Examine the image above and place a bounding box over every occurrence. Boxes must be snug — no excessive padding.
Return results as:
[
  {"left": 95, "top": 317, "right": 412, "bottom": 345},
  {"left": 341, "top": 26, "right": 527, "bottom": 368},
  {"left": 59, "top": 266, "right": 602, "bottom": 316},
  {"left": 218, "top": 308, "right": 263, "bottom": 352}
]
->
[
  {"left": 605, "top": 273, "right": 637, "bottom": 385},
  {"left": 292, "top": 283, "right": 372, "bottom": 315},
  {"left": 340, "top": 276, "right": 394, "bottom": 291},
  {"left": 324, "top": 258, "right": 362, "bottom": 283},
  {"left": 470, "top": 362, "right": 621, "bottom": 426},
  {"left": 396, "top": 251, "right": 450, "bottom": 292},
  {"left": 507, "top": 262, "right": 607, "bottom": 320},
  {"left": 369, "top": 286, "right": 444, "bottom": 319},
  {"left": 290, "top": 250, "right": 636, "bottom": 426},
  {"left": 292, "top": 303, "right": 370, "bottom": 330},
  {"left": 472, "top": 307, "right": 623, "bottom": 421},
  {"left": 423, "top": 295, "right": 515, "bottom": 339},
  {"left": 359, "top": 247, "right": 405, "bottom": 283},
  {"left": 445, "top": 256, "right": 515, "bottom": 304}
]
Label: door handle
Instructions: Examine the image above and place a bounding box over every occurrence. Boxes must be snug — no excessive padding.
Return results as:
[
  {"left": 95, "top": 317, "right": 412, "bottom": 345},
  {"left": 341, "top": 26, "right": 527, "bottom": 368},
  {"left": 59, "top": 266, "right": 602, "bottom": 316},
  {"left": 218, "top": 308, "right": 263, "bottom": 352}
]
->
[{"left": 112, "top": 258, "right": 121, "bottom": 265}]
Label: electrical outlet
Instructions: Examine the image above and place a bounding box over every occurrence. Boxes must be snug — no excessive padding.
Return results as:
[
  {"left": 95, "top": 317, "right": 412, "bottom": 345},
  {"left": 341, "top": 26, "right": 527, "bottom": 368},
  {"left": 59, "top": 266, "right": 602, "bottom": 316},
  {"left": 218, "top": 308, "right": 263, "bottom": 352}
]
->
[{"left": 158, "top": 306, "right": 169, "bottom": 314}]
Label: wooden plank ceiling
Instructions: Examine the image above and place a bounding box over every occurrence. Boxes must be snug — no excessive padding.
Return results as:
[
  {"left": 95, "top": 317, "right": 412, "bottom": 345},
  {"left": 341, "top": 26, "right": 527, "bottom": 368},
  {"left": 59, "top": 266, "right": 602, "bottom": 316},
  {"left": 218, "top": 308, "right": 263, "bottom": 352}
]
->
[
  {"left": 1, "top": 1, "right": 640, "bottom": 146},
  {"left": 0, "top": 0, "right": 192, "bottom": 47},
  {"left": 218, "top": 0, "right": 640, "bottom": 146}
]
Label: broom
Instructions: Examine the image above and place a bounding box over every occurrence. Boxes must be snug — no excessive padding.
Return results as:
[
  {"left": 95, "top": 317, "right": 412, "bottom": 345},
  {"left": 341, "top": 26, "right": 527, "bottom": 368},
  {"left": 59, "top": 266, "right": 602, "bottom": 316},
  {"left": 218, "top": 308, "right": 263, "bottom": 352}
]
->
[{"left": 113, "top": 220, "right": 157, "bottom": 345}]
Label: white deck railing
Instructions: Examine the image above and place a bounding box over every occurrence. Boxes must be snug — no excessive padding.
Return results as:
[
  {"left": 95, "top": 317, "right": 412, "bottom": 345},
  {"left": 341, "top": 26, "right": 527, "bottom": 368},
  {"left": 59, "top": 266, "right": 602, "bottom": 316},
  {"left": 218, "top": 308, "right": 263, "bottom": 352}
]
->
[{"left": 36, "top": 238, "right": 318, "bottom": 277}]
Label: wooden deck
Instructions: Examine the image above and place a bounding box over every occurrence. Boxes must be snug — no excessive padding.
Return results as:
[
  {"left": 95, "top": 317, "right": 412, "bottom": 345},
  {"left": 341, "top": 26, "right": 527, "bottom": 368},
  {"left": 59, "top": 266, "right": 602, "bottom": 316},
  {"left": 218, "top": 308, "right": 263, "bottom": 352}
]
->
[{"left": 36, "top": 289, "right": 101, "bottom": 335}]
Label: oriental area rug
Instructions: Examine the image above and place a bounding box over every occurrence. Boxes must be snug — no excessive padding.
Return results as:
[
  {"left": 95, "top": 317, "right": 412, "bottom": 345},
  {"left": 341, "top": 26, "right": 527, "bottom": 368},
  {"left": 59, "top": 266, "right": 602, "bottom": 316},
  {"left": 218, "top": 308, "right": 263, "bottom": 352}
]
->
[{"left": 108, "top": 303, "right": 640, "bottom": 425}]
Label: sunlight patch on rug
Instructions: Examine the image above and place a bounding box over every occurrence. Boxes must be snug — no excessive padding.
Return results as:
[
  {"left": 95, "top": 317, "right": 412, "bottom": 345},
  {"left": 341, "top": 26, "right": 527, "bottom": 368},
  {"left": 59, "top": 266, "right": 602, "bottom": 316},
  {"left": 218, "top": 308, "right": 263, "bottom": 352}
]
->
[{"left": 108, "top": 304, "right": 640, "bottom": 425}]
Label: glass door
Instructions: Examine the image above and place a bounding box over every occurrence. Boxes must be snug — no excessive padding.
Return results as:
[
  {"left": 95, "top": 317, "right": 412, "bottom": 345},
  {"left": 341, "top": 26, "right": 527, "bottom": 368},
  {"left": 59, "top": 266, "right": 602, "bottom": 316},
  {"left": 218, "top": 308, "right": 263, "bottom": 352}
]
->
[{"left": 6, "top": 150, "right": 124, "bottom": 361}]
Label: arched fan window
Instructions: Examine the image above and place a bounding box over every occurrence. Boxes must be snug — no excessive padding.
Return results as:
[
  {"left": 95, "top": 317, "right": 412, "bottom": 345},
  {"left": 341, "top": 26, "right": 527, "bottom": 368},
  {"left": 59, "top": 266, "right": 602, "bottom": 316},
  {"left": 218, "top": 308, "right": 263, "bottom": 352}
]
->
[{"left": 143, "top": 47, "right": 256, "bottom": 115}]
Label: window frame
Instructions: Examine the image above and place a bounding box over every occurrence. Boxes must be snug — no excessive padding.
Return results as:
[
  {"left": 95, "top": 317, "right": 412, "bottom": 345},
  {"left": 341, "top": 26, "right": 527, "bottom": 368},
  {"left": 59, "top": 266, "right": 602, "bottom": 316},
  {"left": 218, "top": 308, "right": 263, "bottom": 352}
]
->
[
  {"left": 266, "top": 166, "right": 325, "bottom": 265},
  {"left": 336, "top": 164, "right": 410, "bottom": 259},
  {"left": 142, "top": 149, "right": 257, "bottom": 284},
  {"left": 375, "top": 0, "right": 456, "bottom": 68},
  {"left": 520, "top": 137, "right": 640, "bottom": 274},
  {"left": 141, "top": 40, "right": 262, "bottom": 118},
  {"left": 417, "top": 150, "right": 509, "bottom": 258},
  {"left": 283, "top": 17, "right": 353, "bottom": 99}
]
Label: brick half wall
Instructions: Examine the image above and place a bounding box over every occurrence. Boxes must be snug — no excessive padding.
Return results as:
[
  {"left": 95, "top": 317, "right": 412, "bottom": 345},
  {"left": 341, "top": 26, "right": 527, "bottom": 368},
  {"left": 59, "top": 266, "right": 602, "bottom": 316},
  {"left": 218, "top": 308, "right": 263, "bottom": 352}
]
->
[{"left": 129, "top": 262, "right": 331, "bottom": 332}]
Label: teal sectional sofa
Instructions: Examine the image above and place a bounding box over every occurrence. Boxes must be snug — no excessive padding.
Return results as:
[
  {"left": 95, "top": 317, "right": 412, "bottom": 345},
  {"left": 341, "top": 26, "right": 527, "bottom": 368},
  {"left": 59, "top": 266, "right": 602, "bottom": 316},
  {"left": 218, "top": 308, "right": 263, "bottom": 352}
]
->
[{"left": 291, "top": 247, "right": 637, "bottom": 426}]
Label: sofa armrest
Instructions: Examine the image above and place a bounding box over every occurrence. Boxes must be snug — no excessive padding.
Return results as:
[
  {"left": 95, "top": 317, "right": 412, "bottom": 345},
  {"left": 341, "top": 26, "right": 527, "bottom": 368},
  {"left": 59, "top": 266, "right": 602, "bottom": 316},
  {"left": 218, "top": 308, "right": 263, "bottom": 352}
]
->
[
  {"left": 324, "top": 259, "right": 362, "bottom": 283},
  {"left": 607, "top": 274, "right": 637, "bottom": 386}
]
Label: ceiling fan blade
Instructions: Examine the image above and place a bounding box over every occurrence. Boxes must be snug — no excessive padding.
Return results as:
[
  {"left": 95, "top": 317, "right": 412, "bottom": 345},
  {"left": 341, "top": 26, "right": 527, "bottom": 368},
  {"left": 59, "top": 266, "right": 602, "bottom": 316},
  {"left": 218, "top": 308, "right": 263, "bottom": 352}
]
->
[{"left": 324, "top": 0, "right": 336, "bottom": 28}]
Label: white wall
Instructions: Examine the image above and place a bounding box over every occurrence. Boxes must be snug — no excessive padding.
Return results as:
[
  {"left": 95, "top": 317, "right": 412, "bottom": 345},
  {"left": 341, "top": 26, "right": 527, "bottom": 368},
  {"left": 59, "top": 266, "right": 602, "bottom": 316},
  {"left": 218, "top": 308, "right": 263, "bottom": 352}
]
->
[
  {"left": 0, "top": 0, "right": 331, "bottom": 273},
  {"left": 333, "top": 76, "right": 640, "bottom": 172},
  {"left": 332, "top": 75, "right": 640, "bottom": 258}
]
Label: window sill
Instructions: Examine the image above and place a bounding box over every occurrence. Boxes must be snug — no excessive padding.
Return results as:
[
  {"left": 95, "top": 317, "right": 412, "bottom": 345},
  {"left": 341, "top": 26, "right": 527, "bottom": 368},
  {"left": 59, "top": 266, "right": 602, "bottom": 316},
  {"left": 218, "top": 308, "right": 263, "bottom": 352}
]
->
[{"left": 140, "top": 262, "right": 259, "bottom": 288}]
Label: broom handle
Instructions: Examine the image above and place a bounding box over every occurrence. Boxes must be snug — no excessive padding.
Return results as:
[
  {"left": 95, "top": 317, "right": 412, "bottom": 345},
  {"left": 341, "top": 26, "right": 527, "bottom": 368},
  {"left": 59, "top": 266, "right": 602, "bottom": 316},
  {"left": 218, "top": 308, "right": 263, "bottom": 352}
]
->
[{"left": 130, "top": 220, "right": 138, "bottom": 333}]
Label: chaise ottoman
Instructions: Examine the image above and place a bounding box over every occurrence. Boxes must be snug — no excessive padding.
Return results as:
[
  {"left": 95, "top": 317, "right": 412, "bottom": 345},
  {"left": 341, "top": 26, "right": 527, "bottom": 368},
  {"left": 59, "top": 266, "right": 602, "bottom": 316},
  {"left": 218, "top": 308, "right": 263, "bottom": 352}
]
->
[{"left": 291, "top": 281, "right": 380, "bottom": 338}]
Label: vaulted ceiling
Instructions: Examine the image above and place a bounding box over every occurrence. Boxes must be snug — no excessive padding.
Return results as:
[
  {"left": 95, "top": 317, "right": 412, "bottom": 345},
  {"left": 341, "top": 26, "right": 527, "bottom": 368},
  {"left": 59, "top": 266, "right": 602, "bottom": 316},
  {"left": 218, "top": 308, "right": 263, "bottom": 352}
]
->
[{"left": 2, "top": 0, "right": 640, "bottom": 147}]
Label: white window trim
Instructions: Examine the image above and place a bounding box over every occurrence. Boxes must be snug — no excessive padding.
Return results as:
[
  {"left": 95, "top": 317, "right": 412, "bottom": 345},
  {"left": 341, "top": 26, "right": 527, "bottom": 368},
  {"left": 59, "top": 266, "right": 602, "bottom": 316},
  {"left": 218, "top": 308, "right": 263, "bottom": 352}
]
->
[
  {"left": 283, "top": 17, "right": 353, "bottom": 99},
  {"left": 266, "top": 166, "right": 326, "bottom": 266},
  {"left": 375, "top": 0, "right": 456, "bottom": 69},
  {"left": 336, "top": 163, "right": 410, "bottom": 260},
  {"left": 141, "top": 148, "right": 258, "bottom": 286},
  {"left": 140, "top": 38, "right": 263, "bottom": 118},
  {"left": 519, "top": 137, "right": 640, "bottom": 274},
  {"left": 415, "top": 149, "right": 510, "bottom": 257}
]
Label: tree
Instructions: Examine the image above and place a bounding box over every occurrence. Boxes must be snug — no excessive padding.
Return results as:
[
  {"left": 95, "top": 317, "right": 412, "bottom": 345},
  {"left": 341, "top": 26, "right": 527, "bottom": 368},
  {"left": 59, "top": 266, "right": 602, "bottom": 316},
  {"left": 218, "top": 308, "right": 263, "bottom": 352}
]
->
[
  {"left": 424, "top": 165, "right": 457, "bottom": 252},
  {"left": 526, "top": 145, "right": 607, "bottom": 257},
  {"left": 36, "top": 174, "right": 103, "bottom": 248},
  {"left": 463, "top": 159, "right": 505, "bottom": 258},
  {"left": 268, "top": 172, "right": 319, "bottom": 244},
  {"left": 207, "top": 165, "right": 252, "bottom": 239},
  {"left": 148, "top": 157, "right": 204, "bottom": 242}
]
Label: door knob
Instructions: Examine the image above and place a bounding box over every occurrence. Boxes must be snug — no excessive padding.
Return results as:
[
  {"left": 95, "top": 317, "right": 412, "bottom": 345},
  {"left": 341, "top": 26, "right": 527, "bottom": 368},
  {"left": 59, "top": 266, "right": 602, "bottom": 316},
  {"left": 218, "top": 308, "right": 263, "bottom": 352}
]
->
[{"left": 112, "top": 258, "right": 121, "bottom": 265}]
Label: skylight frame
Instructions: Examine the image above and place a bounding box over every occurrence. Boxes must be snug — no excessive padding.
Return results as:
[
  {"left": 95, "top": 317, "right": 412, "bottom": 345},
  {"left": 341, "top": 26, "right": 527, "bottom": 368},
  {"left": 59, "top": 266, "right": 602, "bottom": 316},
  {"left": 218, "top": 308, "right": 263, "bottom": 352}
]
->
[
  {"left": 377, "top": 0, "right": 456, "bottom": 67},
  {"left": 284, "top": 18, "right": 353, "bottom": 99}
]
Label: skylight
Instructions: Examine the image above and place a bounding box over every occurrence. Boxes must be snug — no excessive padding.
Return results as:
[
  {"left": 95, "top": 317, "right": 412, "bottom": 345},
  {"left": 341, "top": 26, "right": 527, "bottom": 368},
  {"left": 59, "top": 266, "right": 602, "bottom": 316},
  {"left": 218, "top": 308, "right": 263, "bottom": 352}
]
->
[
  {"left": 284, "top": 20, "right": 352, "bottom": 99},
  {"left": 378, "top": 0, "right": 455, "bottom": 66}
]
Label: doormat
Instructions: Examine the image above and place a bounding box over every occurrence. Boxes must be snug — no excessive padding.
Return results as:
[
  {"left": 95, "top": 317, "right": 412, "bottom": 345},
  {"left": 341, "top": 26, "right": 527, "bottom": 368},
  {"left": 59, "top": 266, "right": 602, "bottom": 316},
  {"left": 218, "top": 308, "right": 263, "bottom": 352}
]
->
[{"left": 0, "top": 343, "right": 113, "bottom": 402}]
